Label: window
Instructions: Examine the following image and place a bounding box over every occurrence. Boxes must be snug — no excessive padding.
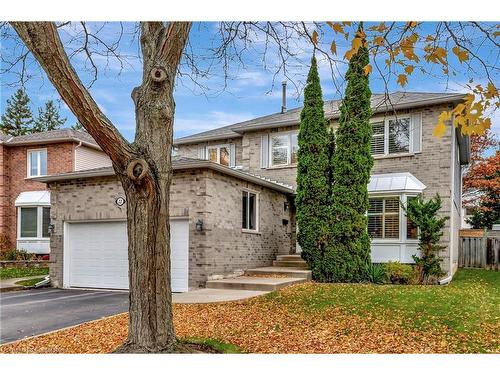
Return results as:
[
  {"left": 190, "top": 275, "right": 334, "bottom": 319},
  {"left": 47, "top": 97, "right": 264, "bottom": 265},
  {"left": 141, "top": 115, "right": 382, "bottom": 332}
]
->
[
  {"left": 19, "top": 206, "right": 50, "bottom": 238},
  {"left": 406, "top": 197, "right": 418, "bottom": 240},
  {"left": 388, "top": 118, "right": 410, "bottom": 154},
  {"left": 207, "top": 145, "right": 230, "bottom": 166},
  {"left": 27, "top": 149, "right": 47, "bottom": 177},
  {"left": 370, "top": 117, "right": 411, "bottom": 156},
  {"left": 270, "top": 132, "right": 298, "bottom": 167},
  {"left": 242, "top": 191, "right": 258, "bottom": 231},
  {"left": 371, "top": 122, "right": 385, "bottom": 155},
  {"left": 368, "top": 197, "right": 400, "bottom": 239}
]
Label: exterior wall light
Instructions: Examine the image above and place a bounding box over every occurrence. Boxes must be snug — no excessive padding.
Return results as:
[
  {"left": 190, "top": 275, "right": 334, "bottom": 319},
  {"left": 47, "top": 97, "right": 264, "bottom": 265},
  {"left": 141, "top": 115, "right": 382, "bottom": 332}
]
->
[{"left": 195, "top": 219, "right": 204, "bottom": 232}]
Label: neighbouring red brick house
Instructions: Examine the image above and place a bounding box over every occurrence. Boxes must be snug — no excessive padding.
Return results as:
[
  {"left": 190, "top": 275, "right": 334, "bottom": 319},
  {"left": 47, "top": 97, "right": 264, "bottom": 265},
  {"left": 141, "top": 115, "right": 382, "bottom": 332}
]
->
[{"left": 0, "top": 129, "right": 111, "bottom": 254}]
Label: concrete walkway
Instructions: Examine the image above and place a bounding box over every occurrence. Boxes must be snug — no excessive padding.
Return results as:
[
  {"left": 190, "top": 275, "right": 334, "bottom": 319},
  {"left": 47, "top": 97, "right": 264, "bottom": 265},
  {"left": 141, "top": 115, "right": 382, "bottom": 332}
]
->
[
  {"left": 172, "top": 288, "right": 267, "bottom": 303},
  {"left": 0, "top": 275, "right": 48, "bottom": 292}
]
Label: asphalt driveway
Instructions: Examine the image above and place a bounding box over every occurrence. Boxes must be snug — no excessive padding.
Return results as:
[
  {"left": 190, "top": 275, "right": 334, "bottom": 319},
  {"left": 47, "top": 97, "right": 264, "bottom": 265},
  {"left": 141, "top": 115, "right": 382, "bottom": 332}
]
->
[{"left": 0, "top": 288, "right": 128, "bottom": 344}]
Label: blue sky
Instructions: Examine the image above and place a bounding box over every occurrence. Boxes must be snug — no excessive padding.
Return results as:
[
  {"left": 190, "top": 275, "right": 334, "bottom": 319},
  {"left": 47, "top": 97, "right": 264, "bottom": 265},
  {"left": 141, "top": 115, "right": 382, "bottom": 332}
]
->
[{"left": 1, "top": 22, "right": 499, "bottom": 141}]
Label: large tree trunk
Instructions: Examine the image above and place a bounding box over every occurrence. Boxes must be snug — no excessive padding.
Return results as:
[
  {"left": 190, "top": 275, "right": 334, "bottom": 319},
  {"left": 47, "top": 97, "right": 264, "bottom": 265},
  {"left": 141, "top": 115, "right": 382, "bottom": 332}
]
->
[{"left": 11, "top": 21, "right": 191, "bottom": 353}]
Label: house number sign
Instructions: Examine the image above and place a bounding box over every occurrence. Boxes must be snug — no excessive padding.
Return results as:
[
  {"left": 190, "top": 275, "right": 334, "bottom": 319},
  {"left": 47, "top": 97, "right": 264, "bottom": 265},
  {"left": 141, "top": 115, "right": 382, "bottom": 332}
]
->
[{"left": 115, "top": 197, "right": 126, "bottom": 207}]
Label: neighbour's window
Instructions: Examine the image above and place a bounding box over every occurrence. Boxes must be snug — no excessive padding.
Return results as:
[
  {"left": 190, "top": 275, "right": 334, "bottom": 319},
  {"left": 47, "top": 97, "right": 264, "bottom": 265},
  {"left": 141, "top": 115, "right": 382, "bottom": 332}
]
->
[
  {"left": 242, "top": 191, "right": 258, "bottom": 231},
  {"left": 270, "top": 132, "right": 298, "bottom": 167},
  {"left": 368, "top": 197, "right": 400, "bottom": 239},
  {"left": 19, "top": 206, "right": 50, "bottom": 238},
  {"left": 207, "top": 145, "right": 230, "bottom": 166},
  {"left": 370, "top": 117, "right": 411, "bottom": 156},
  {"left": 27, "top": 149, "right": 47, "bottom": 177},
  {"left": 406, "top": 197, "right": 418, "bottom": 240}
]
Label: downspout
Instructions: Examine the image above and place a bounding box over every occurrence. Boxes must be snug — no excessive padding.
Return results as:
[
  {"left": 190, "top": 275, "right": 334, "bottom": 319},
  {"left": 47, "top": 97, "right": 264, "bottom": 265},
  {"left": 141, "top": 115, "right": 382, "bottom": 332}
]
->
[{"left": 74, "top": 141, "right": 82, "bottom": 171}]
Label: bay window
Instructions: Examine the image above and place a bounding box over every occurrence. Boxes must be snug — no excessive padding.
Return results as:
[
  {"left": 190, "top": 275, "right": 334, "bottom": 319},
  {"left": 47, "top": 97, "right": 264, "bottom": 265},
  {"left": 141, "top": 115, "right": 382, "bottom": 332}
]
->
[
  {"left": 368, "top": 197, "right": 400, "bottom": 239},
  {"left": 270, "top": 132, "right": 298, "bottom": 167},
  {"left": 27, "top": 149, "right": 47, "bottom": 177},
  {"left": 19, "top": 206, "right": 50, "bottom": 239}
]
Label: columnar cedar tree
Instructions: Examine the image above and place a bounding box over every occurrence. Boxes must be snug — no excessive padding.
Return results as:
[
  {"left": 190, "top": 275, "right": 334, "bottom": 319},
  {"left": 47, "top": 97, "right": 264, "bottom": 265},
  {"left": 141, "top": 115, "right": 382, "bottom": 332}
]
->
[
  {"left": 296, "top": 55, "right": 335, "bottom": 279},
  {"left": 326, "top": 24, "right": 373, "bottom": 282}
]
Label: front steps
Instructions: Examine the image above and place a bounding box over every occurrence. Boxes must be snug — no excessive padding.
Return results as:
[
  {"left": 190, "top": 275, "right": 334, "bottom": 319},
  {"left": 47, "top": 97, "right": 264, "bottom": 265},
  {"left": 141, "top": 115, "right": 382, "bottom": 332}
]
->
[
  {"left": 205, "top": 276, "right": 306, "bottom": 291},
  {"left": 205, "top": 253, "right": 311, "bottom": 292}
]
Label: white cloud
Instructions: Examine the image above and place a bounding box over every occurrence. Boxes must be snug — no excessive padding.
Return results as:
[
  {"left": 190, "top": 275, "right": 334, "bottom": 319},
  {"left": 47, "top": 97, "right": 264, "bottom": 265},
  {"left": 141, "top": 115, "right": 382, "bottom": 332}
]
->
[{"left": 174, "top": 110, "right": 255, "bottom": 138}]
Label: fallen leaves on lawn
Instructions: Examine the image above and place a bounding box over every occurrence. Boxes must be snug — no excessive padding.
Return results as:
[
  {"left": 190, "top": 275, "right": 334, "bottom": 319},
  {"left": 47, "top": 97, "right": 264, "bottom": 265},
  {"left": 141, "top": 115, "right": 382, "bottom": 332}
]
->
[{"left": 1, "top": 278, "right": 499, "bottom": 354}]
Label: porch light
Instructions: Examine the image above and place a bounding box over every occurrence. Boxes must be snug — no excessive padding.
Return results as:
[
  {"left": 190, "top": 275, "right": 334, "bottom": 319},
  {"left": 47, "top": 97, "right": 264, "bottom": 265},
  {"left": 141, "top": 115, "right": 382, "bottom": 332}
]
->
[{"left": 195, "top": 219, "right": 204, "bottom": 232}]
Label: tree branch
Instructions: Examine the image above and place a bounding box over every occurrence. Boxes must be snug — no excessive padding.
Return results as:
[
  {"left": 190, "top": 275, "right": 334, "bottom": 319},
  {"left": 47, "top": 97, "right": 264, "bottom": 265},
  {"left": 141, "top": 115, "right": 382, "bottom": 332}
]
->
[{"left": 10, "top": 21, "right": 133, "bottom": 171}]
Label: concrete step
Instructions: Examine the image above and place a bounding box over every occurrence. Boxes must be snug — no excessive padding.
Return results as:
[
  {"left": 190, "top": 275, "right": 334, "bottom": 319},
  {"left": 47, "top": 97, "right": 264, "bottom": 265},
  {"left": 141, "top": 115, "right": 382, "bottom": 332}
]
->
[
  {"left": 205, "top": 276, "right": 307, "bottom": 291},
  {"left": 245, "top": 266, "right": 312, "bottom": 280},
  {"left": 272, "top": 260, "right": 309, "bottom": 269},
  {"left": 276, "top": 254, "right": 304, "bottom": 261}
]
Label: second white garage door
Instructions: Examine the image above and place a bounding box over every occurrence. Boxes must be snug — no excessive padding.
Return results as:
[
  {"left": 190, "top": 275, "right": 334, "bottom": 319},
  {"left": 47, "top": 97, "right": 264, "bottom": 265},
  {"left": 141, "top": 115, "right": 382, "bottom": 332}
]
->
[{"left": 65, "top": 220, "right": 189, "bottom": 292}]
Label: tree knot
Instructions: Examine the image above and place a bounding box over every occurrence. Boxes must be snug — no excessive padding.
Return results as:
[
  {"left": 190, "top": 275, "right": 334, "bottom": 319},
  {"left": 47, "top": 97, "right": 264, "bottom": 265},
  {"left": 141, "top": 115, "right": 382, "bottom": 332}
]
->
[
  {"left": 150, "top": 66, "right": 168, "bottom": 83},
  {"left": 127, "top": 159, "right": 149, "bottom": 182}
]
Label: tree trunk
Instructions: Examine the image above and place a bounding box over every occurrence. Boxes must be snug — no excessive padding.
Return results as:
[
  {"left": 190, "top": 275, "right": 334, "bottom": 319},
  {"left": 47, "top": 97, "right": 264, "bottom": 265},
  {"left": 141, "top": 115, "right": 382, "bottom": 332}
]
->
[{"left": 10, "top": 21, "right": 192, "bottom": 353}]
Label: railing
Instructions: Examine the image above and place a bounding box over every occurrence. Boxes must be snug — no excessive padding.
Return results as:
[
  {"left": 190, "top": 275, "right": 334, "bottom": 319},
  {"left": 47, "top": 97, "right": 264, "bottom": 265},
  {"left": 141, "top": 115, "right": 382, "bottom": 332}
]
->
[{"left": 459, "top": 231, "right": 500, "bottom": 270}]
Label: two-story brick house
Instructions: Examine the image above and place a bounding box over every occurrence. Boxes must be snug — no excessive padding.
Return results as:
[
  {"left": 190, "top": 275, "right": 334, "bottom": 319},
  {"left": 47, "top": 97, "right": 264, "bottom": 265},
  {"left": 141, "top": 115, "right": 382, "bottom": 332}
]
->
[
  {"left": 174, "top": 91, "right": 470, "bottom": 275},
  {"left": 33, "top": 91, "right": 469, "bottom": 291},
  {"left": 0, "top": 129, "right": 111, "bottom": 254}
]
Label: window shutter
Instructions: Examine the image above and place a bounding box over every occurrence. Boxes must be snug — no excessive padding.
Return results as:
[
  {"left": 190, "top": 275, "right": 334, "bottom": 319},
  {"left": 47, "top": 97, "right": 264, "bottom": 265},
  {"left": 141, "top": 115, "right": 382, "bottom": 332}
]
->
[
  {"left": 411, "top": 112, "right": 422, "bottom": 153},
  {"left": 260, "top": 135, "right": 269, "bottom": 168},
  {"left": 198, "top": 145, "right": 206, "bottom": 159},
  {"left": 229, "top": 144, "right": 236, "bottom": 167}
]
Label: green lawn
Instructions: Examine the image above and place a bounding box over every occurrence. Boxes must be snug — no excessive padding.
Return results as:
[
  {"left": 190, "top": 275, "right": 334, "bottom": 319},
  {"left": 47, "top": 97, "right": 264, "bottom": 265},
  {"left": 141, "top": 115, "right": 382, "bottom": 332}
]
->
[
  {"left": 15, "top": 277, "right": 47, "bottom": 287},
  {"left": 0, "top": 267, "right": 49, "bottom": 280}
]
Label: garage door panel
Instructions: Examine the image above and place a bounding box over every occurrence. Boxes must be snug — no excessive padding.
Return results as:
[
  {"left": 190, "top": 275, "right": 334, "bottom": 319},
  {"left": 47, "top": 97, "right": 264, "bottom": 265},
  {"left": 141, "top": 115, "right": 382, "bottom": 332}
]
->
[{"left": 66, "top": 220, "right": 188, "bottom": 292}]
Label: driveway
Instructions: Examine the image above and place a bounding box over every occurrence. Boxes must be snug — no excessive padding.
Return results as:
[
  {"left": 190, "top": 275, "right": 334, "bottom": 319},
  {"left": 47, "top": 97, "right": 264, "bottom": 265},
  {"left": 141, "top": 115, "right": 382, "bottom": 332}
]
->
[{"left": 0, "top": 288, "right": 128, "bottom": 344}]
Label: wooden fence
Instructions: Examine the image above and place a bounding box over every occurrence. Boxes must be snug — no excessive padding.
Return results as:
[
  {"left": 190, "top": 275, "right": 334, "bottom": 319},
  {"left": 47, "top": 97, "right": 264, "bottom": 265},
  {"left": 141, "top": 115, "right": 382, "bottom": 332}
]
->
[{"left": 459, "top": 232, "right": 500, "bottom": 270}]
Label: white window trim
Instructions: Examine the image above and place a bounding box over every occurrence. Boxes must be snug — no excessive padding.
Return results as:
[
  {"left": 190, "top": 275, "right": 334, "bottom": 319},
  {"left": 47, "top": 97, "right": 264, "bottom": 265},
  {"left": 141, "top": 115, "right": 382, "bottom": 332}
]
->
[
  {"left": 269, "top": 130, "right": 298, "bottom": 168},
  {"left": 17, "top": 205, "right": 50, "bottom": 240},
  {"left": 242, "top": 189, "right": 260, "bottom": 233},
  {"left": 368, "top": 194, "right": 419, "bottom": 244},
  {"left": 27, "top": 148, "right": 48, "bottom": 178},
  {"left": 370, "top": 115, "right": 415, "bottom": 158},
  {"left": 206, "top": 144, "right": 230, "bottom": 165}
]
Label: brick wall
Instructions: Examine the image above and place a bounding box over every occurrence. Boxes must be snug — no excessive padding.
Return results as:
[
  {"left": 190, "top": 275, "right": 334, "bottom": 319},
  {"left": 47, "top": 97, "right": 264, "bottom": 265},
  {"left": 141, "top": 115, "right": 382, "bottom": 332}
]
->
[
  {"left": 0, "top": 144, "right": 10, "bottom": 249},
  {"left": 47, "top": 168, "right": 293, "bottom": 288},
  {"left": 1, "top": 142, "right": 75, "bottom": 250}
]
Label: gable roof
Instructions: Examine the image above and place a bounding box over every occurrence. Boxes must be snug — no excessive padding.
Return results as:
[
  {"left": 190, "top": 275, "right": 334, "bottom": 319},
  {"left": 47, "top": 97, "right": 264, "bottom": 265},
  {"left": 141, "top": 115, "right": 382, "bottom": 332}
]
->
[
  {"left": 32, "top": 156, "right": 295, "bottom": 195},
  {"left": 0, "top": 129, "right": 100, "bottom": 149},
  {"left": 174, "top": 91, "right": 466, "bottom": 145}
]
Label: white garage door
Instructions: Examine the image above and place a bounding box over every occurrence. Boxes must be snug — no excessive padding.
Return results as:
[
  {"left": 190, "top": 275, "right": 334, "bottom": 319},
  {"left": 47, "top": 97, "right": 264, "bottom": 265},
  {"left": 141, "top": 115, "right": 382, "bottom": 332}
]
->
[{"left": 65, "top": 220, "right": 189, "bottom": 292}]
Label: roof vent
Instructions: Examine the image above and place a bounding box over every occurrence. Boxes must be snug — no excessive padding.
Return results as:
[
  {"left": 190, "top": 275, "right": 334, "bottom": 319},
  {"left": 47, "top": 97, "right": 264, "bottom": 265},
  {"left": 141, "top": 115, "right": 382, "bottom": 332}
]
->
[{"left": 281, "top": 81, "right": 287, "bottom": 113}]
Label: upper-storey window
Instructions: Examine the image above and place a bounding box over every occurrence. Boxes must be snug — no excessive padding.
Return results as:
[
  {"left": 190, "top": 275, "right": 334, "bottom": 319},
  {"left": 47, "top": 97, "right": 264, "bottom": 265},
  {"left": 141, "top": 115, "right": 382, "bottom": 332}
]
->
[
  {"left": 270, "top": 132, "right": 298, "bottom": 167},
  {"left": 371, "top": 115, "right": 420, "bottom": 157},
  {"left": 207, "top": 144, "right": 230, "bottom": 166},
  {"left": 27, "top": 149, "right": 47, "bottom": 177}
]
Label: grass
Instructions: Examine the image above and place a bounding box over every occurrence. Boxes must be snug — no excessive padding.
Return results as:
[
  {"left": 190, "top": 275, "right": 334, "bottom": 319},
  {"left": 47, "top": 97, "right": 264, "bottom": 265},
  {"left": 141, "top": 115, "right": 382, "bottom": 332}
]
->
[
  {"left": 181, "top": 338, "right": 244, "bottom": 353},
  {"left": 15, "top": 277, "right": 47, "bottom": 287},
  {"left": 0, "top": 267, "right": 49, "bottom": 280},
  {"left": 1, "top": 269, "right": 498, "bottom": 354}
]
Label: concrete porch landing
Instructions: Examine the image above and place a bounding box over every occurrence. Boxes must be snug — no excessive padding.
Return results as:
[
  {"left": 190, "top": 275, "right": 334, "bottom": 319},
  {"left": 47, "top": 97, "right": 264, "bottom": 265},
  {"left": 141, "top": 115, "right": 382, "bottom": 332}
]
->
[
  {"left": 205, "top": 276, "right": 306, "bottom": 291},
  {"left": 172, "top": 288, "right": 267, "bottom": 304}
]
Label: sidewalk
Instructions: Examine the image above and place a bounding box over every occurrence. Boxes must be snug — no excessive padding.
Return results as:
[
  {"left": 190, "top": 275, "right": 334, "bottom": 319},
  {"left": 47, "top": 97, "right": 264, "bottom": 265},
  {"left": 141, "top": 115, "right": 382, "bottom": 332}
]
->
[{"left": 0, "top": 275, "right": 47, "bottom": 293}]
